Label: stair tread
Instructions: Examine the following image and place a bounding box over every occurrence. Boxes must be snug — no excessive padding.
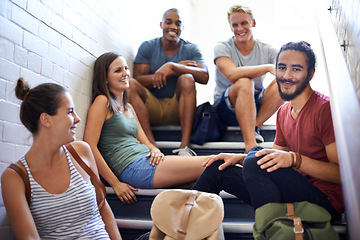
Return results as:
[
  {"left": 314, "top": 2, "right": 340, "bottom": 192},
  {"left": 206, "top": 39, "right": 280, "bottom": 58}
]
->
[
  {"left": 115, "top": 218, "right": 347, "bottom": 234},
  {"left": 108, "top": 189, "right": 347, "bottom": 237},
  {"left": 153, "top": 125, "right": 276, "bottom": 143},
  {"left": 156, "top": 141, "right": 273, "bottom": 149},
  {"left": 151, "top": 125, "right": 276, "bottom": 131},
  {"left": 115, "top": 218, "right": 255, "bottom": 232},
  {"left": 106, "top": 187, "right": 238, "bottom": 198}
]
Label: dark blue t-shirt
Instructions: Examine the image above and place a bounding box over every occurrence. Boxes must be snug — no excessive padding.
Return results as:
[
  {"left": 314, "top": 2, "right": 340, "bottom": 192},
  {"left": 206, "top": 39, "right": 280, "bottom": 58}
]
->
[{"left": 134, "top": 37, "right": 205, "bottom": 98}]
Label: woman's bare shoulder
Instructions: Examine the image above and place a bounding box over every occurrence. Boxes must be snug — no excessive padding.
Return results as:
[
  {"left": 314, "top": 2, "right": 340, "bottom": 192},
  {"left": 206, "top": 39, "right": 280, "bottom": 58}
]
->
[
  {"left": 67, "top": 141, "right": 97, "bottom": 171},
  {"left": 1, "top": 161, "right": 26, "bottom": 190},
  {"left": 92, "top": 95, "right": 109, "bottom": 106}
]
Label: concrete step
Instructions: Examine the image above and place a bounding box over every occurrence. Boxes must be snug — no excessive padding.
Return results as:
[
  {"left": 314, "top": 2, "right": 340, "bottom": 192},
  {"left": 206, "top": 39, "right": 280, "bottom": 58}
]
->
[
  {"left": 157, "top": 141, "right": 273, "bottom": 155},
  {"left": 107, "top": 188, "right": 255, "bottom": 240},
  {"left": 107, "top": 188, "right": 348, "bottom": 240},
  {"left": 107, "top": 188, "right": 254, "bottom": 222},
  {"left": 154, "top": 125, "right": 275, "bottom": 155},
  {"left": 152, "top": 125, "right": 276, "bottom": 143}
]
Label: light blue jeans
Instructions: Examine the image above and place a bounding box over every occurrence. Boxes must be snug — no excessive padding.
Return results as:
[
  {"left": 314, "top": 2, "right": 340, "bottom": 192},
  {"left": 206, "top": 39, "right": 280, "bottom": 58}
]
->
[{"left": 119, "top": 156, "right": 156, "bottom": 189}]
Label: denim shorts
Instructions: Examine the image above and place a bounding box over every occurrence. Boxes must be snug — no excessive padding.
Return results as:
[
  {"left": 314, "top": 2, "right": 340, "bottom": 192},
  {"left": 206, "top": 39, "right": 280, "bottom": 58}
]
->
[
  {"left": 119, "top": 156, "right": 156, "bottom": 189},
  {"left": 215, "top": 86, "right": 264, "bottom": 126}
]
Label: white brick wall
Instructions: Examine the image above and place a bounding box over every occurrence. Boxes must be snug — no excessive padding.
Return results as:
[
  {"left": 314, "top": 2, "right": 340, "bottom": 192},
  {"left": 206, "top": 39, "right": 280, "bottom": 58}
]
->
[
  {"left": 329, "top": 0, "right": 360, "bottom": 102},
  {"left": 0, "top": 0, "right": 180, "bottom": 237}
]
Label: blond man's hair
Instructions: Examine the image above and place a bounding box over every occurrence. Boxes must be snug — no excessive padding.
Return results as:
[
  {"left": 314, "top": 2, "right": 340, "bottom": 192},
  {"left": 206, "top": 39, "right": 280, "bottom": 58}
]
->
[{"left": 227, "top": 4, "right": 254, "bottom": 23}]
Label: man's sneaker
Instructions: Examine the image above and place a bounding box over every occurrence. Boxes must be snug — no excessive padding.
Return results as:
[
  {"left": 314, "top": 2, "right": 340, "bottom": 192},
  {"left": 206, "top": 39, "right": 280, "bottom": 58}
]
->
[
  {"left": 172, "top": 146, "right": 197, "bottom": 156},
  {"left": 255, "top": 126, "right": 264, "bottom": 143}
]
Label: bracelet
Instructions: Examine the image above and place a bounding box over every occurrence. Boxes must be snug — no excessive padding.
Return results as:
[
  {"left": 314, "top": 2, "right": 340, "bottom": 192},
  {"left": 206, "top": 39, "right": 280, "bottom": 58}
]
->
[
  {"left": 289, "top": 151, "right": 295, "bottom": 167},
  {"left": 293, "top": 152, "right": 302, "bottom": 169},
  {"left": 297, "top": 153, "right": 302, "bottom": 169}
]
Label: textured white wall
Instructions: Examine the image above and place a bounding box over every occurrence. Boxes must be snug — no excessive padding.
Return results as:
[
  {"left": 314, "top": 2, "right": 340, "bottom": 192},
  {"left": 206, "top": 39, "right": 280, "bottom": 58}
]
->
[
  {"left": 0, "top": 0, "right": 183, "bottom": 237},
  {"left": 329, "top": 0, "right": 360, "bottom": 102}
]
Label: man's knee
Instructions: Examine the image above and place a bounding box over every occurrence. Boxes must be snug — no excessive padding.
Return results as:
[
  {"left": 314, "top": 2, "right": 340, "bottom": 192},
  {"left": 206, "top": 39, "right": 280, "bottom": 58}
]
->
[
  {"left": 191, "top": 160, "right": 224, "bottom": 193},
  {"left": 129, "top": 78, "right": 146, "bottom": 100},
  {"left": 198, "top": 160, "right": 223, "bottom": 179},
  {"left": 243, "top": 151, "right": 264, "bottom": 174},
  {"left": 129, "top": 78, "right": 139, "bottom": 89},
  {"left": 177, "top": 74, "right": 196, "bottom": 90},
  {"left": 232, "top": 78, "right": 253, "bottom": 93}
]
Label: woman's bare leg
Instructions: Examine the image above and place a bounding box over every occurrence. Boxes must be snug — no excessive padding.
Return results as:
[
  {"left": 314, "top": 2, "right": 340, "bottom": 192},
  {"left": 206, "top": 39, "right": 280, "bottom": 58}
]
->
[{"left": 152, "top": 155, "right": 210, "bottom": 188}]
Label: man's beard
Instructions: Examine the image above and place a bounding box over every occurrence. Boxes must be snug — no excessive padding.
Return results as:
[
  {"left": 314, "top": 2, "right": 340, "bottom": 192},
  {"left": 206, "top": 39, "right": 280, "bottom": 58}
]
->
[{"left": 276, "top": 75, "right": 310, "bottom": 101}]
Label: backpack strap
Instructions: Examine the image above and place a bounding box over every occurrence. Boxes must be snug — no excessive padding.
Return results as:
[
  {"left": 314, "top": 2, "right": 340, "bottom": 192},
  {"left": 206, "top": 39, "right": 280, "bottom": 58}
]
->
[
  {"left": 8, "top": 163, "right": 31, "bottom": 205},
  {"left": 177, "top": 190, "right": 198, "bottom": 240},
  {"left": 8, "top": 144, "right": 106, "bottom": 210},
  {"left": 65, "top": 143, "right": 106, "bottom": 210},
  {"left": 286, "top": 203, "right": 304, "bottom": 240}
]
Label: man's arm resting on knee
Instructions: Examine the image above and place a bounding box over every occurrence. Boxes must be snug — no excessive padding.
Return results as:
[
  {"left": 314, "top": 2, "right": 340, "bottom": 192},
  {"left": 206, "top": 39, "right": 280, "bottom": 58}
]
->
[
  {"left": 216, "top": 56, "right": 275, "bottom": 83},
  {"left": 173, "top": 61, "right": 209, "bottom": 84}
]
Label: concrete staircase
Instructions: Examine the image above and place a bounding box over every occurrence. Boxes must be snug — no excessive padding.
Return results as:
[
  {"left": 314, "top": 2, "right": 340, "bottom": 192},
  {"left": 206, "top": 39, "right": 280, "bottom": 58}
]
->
[
  {"left": 106, "top": 125, "right": 348, "bottom": 240},
  {"left": 152, "top": 125, "right": 275, "bottom": 155}
]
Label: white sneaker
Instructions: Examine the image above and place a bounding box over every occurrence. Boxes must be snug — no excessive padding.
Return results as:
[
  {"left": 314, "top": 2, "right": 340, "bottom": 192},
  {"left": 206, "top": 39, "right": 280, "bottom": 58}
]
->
[
  {"left": 255, "top": 127, "right": 264, "bottom": 143},
  {"left": 172, "top": 146, "right": 197, "bottom": 156}
]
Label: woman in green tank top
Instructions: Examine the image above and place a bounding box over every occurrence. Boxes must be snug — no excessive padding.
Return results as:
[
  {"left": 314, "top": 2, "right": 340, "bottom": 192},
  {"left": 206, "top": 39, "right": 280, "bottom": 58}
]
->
[{"left": 84, "top": 52, "right": 211, "bottom": 204}]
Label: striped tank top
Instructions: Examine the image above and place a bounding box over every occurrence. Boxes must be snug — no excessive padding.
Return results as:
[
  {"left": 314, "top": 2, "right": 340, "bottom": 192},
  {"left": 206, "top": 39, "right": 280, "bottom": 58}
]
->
[{"left": 20, "top": 146, "right": 110, "bottom": 239}]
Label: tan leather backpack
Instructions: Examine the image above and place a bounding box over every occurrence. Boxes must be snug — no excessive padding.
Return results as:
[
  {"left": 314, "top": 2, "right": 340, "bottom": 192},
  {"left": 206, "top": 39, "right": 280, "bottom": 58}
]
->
[{"left": 149, "top": 189, "right": 225, "bottom": 240}]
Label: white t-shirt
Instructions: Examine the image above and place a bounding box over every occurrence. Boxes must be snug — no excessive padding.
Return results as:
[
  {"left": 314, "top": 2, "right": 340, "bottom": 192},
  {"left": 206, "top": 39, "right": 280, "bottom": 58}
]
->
[{"left": 213, "top": 37, "right": 278, "bottom": 103}]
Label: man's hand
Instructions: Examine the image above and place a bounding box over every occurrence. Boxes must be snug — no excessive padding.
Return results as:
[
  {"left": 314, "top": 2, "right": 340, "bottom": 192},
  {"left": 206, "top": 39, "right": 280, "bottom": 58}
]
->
[
  {"left": 255, "top": 149, "right": 293, "bottom": 172},
  {"left": 153, "top": 62, "right": 176, "bottom": 89}
]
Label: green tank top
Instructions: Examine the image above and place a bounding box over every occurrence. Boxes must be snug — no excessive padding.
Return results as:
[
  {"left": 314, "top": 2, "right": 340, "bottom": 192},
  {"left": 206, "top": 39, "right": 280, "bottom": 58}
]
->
[{"left": 97, "top": 110, "right": 150, "bottom": 176}]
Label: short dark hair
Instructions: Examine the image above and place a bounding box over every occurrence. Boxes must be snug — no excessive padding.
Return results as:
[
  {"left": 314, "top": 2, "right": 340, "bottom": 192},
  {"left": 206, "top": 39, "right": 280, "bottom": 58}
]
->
[
  {"left": 162, "top": 8, "right": 179, "bottom": 21},
  {"left": 276, "top": 41, "right": 316, "bottom": 75},
  {"left": 15, "top": 78, "right": 66, "bottom": 134}
]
